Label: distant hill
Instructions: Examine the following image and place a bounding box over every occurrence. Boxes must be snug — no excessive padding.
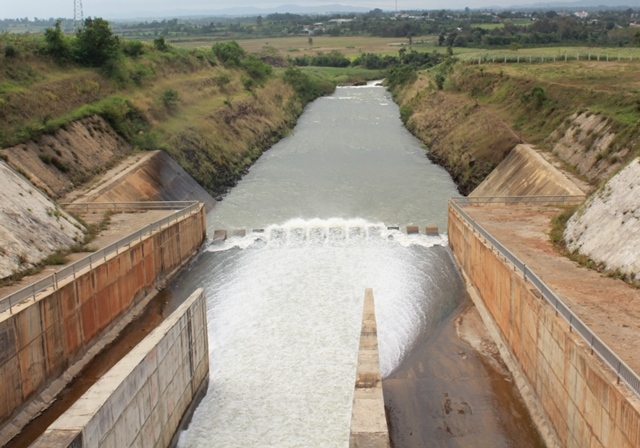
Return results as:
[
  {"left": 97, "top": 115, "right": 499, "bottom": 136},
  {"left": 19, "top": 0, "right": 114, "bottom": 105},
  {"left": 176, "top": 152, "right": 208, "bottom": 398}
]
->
[
  {"left": 106, "top": 4, "right": 371, "bottom": 20},
  {"left": 500, "top": 0, "right": 636, "bottom": 10}
]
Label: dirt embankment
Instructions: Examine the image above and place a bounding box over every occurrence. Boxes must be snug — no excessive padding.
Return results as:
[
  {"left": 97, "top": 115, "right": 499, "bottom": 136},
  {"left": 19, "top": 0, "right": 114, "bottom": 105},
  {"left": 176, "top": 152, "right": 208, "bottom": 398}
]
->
[
  {"left": 393, "top": 76, "right": 519, "bottom": 196},
  {"left": 393, "top": 62, "right": 640, "bottom": 196},
  {"left": 3, "top": 115, "right": 132, "bottom": 199}
]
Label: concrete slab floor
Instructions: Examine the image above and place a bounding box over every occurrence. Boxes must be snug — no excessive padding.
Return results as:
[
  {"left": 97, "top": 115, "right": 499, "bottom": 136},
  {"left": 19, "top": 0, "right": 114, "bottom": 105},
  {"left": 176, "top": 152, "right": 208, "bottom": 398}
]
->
[{"left": 462, "top": 204, "right": 640, "bottom": 375}]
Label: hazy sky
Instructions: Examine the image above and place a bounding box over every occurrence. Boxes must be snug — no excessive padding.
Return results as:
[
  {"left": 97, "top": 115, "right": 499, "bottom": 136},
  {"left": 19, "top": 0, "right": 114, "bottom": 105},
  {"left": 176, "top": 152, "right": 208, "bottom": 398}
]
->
[
  {"left": 0, "top": 0, "right": 640, "bottom": 19},
  {"left": 0, "top": 0, "right": 633, "bottom": 19}
]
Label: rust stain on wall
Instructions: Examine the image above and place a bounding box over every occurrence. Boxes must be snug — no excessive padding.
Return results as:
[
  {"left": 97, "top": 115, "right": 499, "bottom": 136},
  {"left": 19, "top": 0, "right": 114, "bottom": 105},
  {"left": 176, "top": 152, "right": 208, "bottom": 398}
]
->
[{"left": 0, "top": 206, "right": 206, "bottom": 431}]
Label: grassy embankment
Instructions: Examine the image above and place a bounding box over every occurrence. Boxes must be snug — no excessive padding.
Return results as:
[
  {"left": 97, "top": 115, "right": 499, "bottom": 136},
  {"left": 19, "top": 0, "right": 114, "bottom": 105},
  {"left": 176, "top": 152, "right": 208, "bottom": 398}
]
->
[
  {"left": 0, "top": 33, "right": 384, "bottom": 196},
  {"left": 390, "top": 56, "right": 640, "bottom": 194}
]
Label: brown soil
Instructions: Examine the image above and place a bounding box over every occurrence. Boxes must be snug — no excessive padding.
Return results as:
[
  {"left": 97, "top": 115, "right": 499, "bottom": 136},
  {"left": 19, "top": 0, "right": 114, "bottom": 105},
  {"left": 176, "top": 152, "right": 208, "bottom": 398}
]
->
[
  {"left": 384, "top": 300, "right": 546, "bottom": 448},
  {"left": 462, "top": 204, "right": 640, "bottom": 374}
]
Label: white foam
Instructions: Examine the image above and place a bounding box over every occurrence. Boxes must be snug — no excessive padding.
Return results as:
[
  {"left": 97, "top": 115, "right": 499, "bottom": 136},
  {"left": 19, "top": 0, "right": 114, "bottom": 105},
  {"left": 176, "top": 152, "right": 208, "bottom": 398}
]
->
[
  {"left": 208, "top": 218, "right": 445, "bottom": 252},
  {"left": 178, "top": 219, "right": 460, "bottom": 447}
]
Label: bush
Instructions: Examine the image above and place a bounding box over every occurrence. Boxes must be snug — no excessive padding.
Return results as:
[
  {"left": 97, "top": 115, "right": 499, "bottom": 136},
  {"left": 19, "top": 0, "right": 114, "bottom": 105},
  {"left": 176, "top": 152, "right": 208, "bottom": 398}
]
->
[
  {"left": 215, "top": 74, "right": 231, "bottom": 88},
  {"left": 153, "top": 36, "right": 169, "bottom": 51},
  {"left": 241, "top": 55, "right": 272, "bottom": 83},
  {"left": 435, "top": 72, "right": 446, "bottom": 90},
  {"left": 123, "top": 40, "right": 144, "bottom": 57},
  {"left": 522, "top": 86, "right": 547, "bottom": 109},
  {"left": 212, "top": 41, "right": 246, "bottom": 67},
  {"left": 386, "top": 64, "right": 417, "bottom": 90},
  {"left": 75, "top": 18, "right": 121, "bottom": 67},
  {"left": 292, "top": 50, "right": 351, "bottom": 68},
  {"left": 161, "top": 89, "right": 179, "bottom": 109},
  {"left": 44, "top": 20, "right": 72, "bottom": 63},
  {"left": 282, "top": 67, "right": 335, "bottom": 104},
  {"left": 241, "top": 76, "right": 256, "bottom": 91},
  {"left": 4, "top": 45, "right": 18, "bottom": 58}
]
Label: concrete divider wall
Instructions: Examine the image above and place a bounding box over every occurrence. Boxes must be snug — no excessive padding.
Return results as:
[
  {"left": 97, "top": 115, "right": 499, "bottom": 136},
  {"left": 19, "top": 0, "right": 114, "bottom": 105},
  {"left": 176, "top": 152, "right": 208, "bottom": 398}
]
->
[
  {"left": 448, "top": 206, "right": 640, "bottom": 448},
  {"left": 0, "top": 205, "right": 207, "bottom": 434},
  {"left": 349, "top": 289, "right": 390, "bottom": 448},
  {"left": 32, "top": 288, "right": 209, "bottom": 448}
]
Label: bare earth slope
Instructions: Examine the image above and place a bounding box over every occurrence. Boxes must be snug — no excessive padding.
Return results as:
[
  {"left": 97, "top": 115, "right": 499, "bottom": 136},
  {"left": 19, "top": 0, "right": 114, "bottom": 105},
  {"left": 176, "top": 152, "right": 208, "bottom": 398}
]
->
[{"left": 3, "top": 115, "right": 131, "bottom": 199}]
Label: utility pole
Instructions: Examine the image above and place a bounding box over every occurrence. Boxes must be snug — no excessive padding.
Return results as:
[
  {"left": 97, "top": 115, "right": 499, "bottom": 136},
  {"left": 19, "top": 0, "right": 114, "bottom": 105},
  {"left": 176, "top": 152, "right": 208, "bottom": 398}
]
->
[{"left": 74, "top": 0, "right": 84, "bottom": 32}]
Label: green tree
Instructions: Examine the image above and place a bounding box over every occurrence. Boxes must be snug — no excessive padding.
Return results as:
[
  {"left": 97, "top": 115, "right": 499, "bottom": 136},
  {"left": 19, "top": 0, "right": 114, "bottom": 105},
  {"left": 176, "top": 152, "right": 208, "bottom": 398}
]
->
[
  {"left": 212, "top": 41, "right": 246, "bottom": 67},
  {"left": 153, "top": 36, "right": 169, "bottom": 51},
  {"left": 75, "top": 18, "right": 120, "bottom": 67},
  {"left": 44, "top": 20, "right": 72, "bottom": 62}
]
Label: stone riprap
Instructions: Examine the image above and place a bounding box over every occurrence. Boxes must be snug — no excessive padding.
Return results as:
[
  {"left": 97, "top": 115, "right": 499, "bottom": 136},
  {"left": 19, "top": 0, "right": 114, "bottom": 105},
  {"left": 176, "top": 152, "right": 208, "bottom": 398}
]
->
[{"left": 565, "top": 157, "right": 640, "bottom": 279}]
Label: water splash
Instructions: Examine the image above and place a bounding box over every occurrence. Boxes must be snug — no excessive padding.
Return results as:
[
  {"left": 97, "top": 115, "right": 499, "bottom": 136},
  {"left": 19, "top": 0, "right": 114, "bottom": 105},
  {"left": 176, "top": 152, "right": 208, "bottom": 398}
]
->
[
  {"left": 208, "top": 218, "right": 446, "bottom": 252},
  {"left": 176, "top": 219, "right": 463, "bottom": 447}
]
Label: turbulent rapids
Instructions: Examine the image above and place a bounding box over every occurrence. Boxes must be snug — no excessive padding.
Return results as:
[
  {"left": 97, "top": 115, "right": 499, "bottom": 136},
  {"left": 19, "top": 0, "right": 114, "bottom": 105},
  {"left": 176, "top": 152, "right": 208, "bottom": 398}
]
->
[{"left": 174, "top": 219, "right": 465, "bottom": 447}]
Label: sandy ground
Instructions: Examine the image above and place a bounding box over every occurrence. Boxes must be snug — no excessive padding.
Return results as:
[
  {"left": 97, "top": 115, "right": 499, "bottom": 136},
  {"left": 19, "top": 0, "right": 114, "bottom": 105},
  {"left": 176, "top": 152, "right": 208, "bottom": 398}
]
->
[
  {"left": 462, "top": 204, "right": 640, "bottom": 375},
  {"left": 384, "top": 299, "right": 545, "bottom": 448},
  {"left": 0, "top": 210, "right": 173, "bottom": 301}
]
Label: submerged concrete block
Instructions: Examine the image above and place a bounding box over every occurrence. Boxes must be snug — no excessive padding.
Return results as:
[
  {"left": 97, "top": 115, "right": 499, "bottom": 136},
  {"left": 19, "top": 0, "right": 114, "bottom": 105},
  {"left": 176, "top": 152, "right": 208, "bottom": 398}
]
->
[
  {"left": 425, "top": 226, "right": 439, "bottom": 236},
  {"left": 406, "top": 226, "right": 419, "bottom": 234},
  {"left": 212, "top": 230, "right": 227, "bottom": 244},
  {"left": 231, "top": 229, "right": 245, "bottom": 238}
]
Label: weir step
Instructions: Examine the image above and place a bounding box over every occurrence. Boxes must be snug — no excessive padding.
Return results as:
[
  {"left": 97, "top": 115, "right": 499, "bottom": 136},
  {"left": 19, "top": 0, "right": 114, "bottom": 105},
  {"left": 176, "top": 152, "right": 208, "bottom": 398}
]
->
[
  {"left": 212, "top": 226, "right": 441, "bottom": 243},
  {"left": 212, "top": 230, "right": 227, "bottom": 243}
]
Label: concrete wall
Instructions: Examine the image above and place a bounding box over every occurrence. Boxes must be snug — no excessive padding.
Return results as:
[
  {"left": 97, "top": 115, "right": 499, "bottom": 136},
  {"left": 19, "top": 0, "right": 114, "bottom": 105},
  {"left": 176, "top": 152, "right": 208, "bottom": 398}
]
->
[
  {"left": 32, "top": 288, "right": 209, "bottom": 448},
  {"left": 470, "top": 144, "right": 585, "bottom": 197},
  {"left": 0, "top": 205, "right": 207, "bottom": 440},
  {"left": 75, "top": 151, "right": 216, "bottom": 212},
  {"left": 349, "top": 289, "right": 390, "bottom": 448},
  {"left": 448, "top": 206, "right": 640, "bottom": 448}
]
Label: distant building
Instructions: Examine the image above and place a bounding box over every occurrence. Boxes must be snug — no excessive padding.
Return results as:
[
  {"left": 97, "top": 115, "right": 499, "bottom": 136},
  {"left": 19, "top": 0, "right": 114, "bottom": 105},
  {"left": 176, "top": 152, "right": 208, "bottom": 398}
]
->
[
  {"left": 574, "top": 11, "right": 589, "bottom": 19},
  {"left": 328, "top": 19, "right": 353, "bottom": 25}
]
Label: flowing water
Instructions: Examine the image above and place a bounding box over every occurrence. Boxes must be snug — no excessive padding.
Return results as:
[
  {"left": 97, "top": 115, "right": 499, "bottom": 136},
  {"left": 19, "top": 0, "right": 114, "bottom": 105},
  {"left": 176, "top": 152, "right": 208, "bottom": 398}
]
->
[{"left": 171, "top": 83, "right": 467, "bottom": 447}]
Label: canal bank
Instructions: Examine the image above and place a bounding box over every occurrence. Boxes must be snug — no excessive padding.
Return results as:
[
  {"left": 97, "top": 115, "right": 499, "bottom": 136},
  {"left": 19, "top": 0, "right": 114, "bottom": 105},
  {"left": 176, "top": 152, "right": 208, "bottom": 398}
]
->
[
  {"left": 449, "top": 202, "right": 640, "bottom": 448},
  {"left": 0, "top": 203, "right": 207, "bottom": 446}
]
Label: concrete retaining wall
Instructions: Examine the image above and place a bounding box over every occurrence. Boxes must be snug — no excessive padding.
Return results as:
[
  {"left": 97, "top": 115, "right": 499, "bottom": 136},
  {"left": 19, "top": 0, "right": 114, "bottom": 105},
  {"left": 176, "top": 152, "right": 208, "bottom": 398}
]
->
[
  {"left": 448, "top": 206, "right": 640, "bottom": 448},
  {"left": 32, "top": 287, "right": 209, "bottom": 448},
  {"left": 74, "top": 151, "right": 216, "bottom": 212},
  {"left": 470, "top": 144, "right": 585, "bottom": 197},
  {"left": 0, "top": 205, "right": 207, "bottom": 441}
]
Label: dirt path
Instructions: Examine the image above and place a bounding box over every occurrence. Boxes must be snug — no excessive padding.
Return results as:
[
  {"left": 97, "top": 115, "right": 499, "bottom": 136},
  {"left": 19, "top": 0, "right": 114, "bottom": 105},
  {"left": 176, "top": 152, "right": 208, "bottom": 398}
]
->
[{"left": 462, "top": 204, "right": 640, "bottom": 374}]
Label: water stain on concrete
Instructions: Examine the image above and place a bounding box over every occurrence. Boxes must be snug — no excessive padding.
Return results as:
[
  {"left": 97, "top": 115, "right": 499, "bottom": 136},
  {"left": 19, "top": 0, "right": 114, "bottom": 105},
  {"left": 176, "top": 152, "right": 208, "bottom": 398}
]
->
[
  {"left": 4, "top": 290, "right": 170, "bottom": 448},
  {"left": 384, "top": 300, "right": 546, "bottom": 448}
]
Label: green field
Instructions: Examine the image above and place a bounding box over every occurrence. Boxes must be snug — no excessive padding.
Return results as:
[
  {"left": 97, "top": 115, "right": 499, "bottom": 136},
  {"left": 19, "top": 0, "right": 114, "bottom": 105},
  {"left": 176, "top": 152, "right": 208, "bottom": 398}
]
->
[{"left": 173, "top": 35, "right": 438, "bottom": 58}]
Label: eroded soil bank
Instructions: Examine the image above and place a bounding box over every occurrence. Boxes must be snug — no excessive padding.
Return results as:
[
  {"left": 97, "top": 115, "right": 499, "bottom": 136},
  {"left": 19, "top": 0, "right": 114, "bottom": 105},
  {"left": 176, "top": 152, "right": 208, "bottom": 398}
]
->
[{"left": 384, "top": 299, "right": 546, "bottom": 448}]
